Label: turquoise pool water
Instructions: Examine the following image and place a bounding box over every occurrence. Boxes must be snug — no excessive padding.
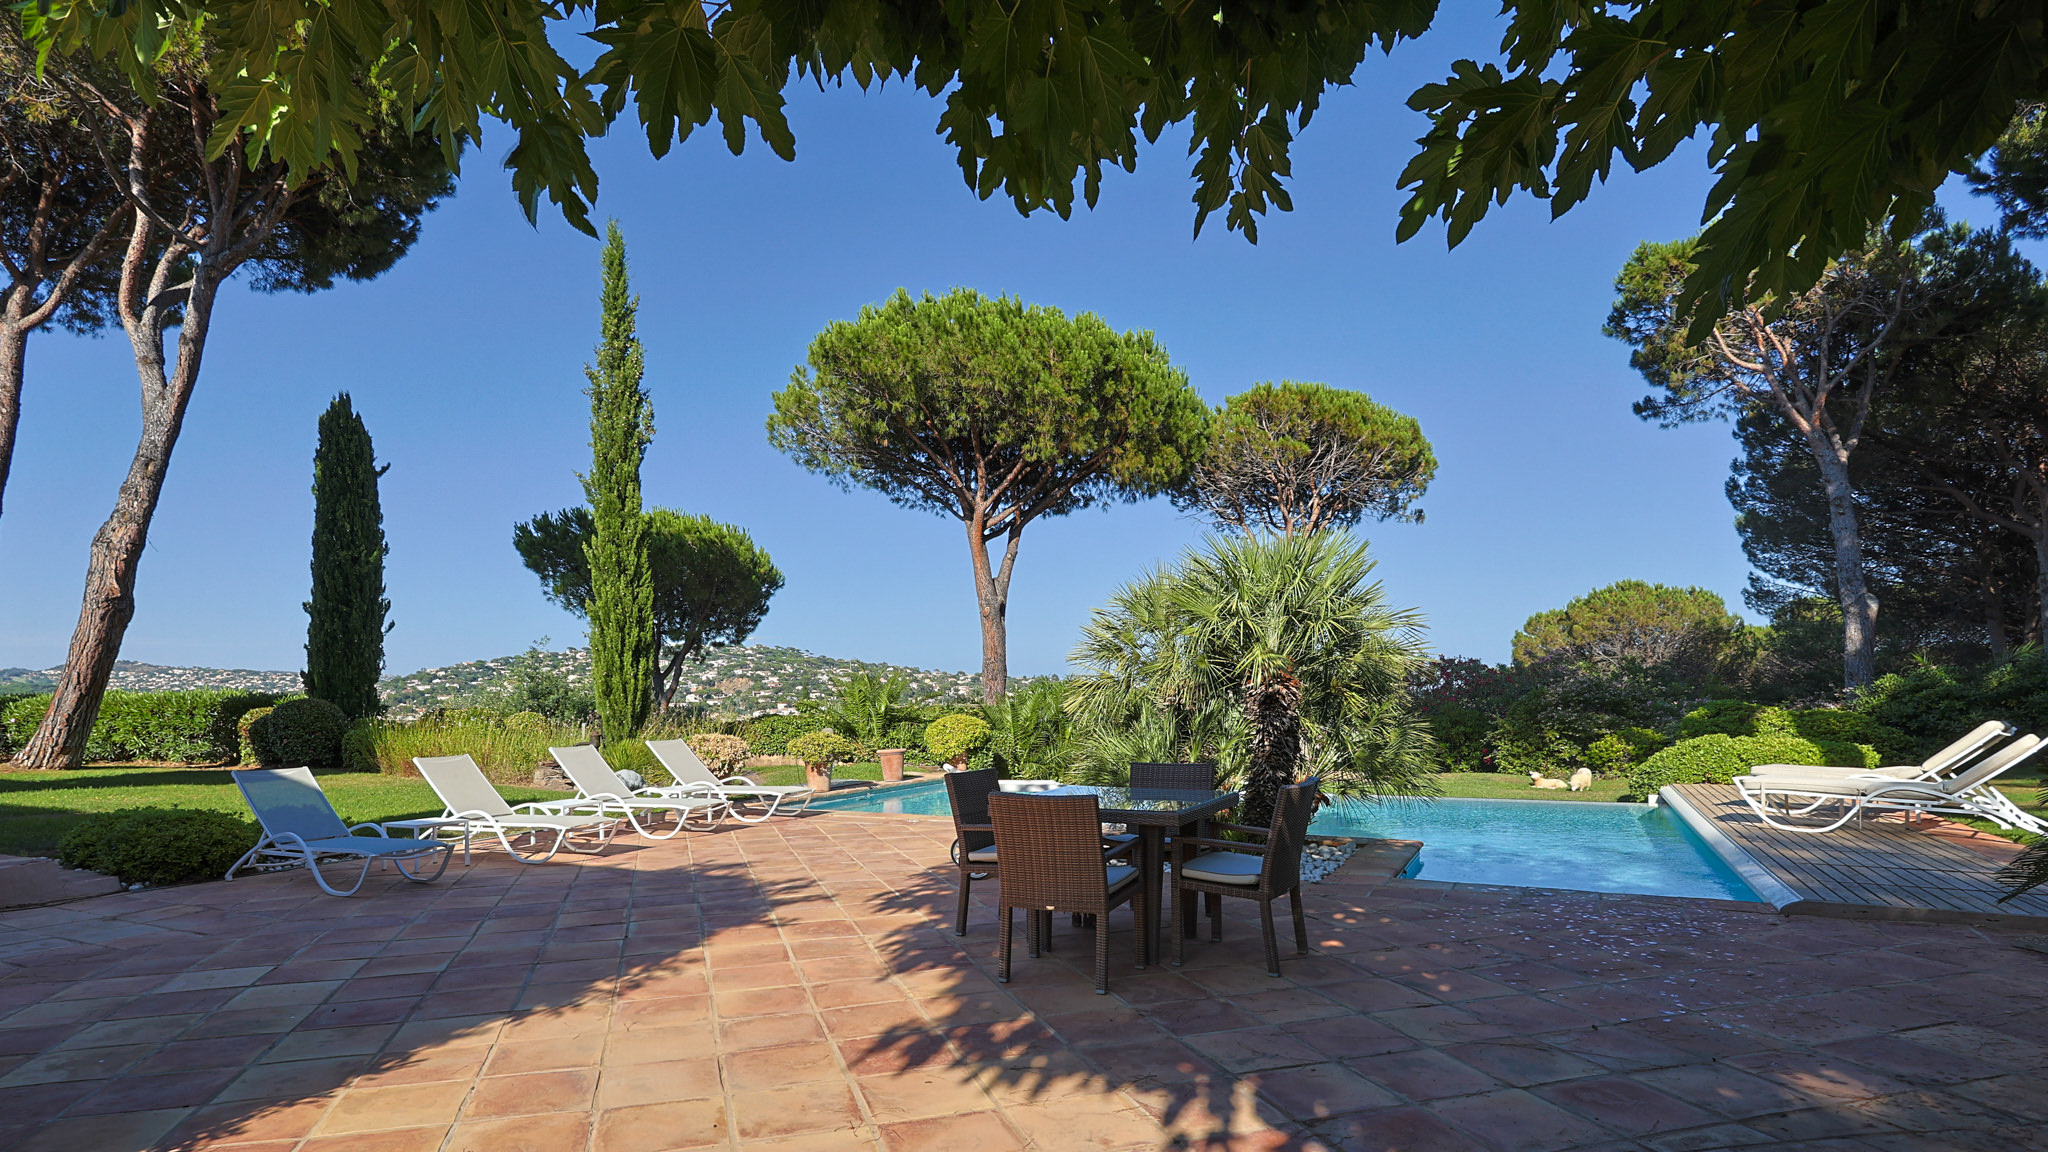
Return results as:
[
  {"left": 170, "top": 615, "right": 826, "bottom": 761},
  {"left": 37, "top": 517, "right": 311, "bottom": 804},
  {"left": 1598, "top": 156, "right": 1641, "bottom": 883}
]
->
[{"left": 812, "top": 782, "right": 1759, "bottom": 902}]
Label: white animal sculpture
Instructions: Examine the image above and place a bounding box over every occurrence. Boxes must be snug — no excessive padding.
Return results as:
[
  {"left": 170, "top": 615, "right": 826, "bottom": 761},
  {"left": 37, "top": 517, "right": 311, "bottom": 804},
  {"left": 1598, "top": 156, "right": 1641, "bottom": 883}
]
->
[
  {"left": 1528, "top": 771, "right": 1569, "bottom": 790},
  {"left": 1567, "top": 767, "right": 1594, "bottom": 792}
]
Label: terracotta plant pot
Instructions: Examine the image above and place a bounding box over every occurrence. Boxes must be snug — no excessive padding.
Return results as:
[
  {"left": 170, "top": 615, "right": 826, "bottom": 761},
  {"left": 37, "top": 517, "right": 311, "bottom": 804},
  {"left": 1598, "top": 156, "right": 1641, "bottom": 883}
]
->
[
  {"left": 878, "top": 749, "right": 906, "bottom": 782},
  {"left": 805, "top": 764, "right": 834, "bottom": 792}
]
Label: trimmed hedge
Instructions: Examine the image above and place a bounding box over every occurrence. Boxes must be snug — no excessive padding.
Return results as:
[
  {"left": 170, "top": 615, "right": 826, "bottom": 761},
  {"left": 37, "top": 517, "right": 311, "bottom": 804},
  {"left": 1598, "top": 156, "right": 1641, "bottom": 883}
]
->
[
  {"left": 1677, "top": 700, "right": 1913, "bottom": 763},
  {"left": 739, "top": 712, "right": 828, "bottom": 756},
  {"left": 57, "top": 807, "right": 260, "bottom": 887},
  {"left": 247, "top": 698, "right": 348, "bottom": 768},
  {"left": 1, "top": 690, "right": 279, "bottom": 763},
  {"left": 1627, "top": 733, "right": 1877, "bottom": 797}
]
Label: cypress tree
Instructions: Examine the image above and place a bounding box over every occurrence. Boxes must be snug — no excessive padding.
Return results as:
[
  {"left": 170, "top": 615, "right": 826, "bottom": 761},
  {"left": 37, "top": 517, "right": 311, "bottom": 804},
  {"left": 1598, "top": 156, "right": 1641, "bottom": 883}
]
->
[
  {"left": 304, "top": 393, "right": 391, "bottom": 719},
  {"left": 583, "top": 222, "right": 657, "bottom": 740}
]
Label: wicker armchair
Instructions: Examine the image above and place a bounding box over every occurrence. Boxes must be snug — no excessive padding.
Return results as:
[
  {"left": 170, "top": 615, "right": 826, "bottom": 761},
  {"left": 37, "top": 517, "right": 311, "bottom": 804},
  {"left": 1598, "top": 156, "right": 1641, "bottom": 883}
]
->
[
  {"left": 944, "top": 768, "right": 1003, "bottom": 936},
  {"left": 988, "top": 792, "right": 1145, "bottom": 994},
  {"left": 1168, "top": 777, "right": 1320, "bottom": 977}
]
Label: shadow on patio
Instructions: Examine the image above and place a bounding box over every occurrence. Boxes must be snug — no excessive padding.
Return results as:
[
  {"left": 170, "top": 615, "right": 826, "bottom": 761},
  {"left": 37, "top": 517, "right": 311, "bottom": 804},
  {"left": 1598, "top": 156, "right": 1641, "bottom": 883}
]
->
[{"left": 2, "top": 807, "right": 2046, "bottom": 1151}]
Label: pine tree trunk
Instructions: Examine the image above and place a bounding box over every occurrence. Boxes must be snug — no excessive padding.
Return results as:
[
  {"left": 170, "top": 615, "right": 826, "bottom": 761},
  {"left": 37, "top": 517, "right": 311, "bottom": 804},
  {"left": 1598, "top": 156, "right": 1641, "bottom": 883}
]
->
[
  {"left": 304, "top": 395, "right": 390, "bottom": 719},
  {"left": 0, "top": 321, "right": 26, "bottom": 526},
  {"left": 967, "top": 521, "right": 1022, "bottom": 704},
  {"left": 1810, "top": 446, "right": 1879, "bottom": 691},
  {"left": 12, "top": 261, "right": 222, "bottom": 768}
]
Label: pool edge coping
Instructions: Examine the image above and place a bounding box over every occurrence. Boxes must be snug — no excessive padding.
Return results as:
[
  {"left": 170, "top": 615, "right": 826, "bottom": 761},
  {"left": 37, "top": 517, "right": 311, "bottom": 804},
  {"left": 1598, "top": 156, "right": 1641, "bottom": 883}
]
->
[{"left": 1659, "top": 784, "right": 1802, "bottom": 910}]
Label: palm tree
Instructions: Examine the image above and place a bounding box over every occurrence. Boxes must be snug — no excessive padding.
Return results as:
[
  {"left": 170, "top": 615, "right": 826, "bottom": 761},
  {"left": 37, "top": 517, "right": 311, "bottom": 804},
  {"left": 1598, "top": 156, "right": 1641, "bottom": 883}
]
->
[
  {"left": 817, "top": 672, "right": 920, "bottom": 749},
  {"left": 1069, "top": 533, "right": 1438, "bottom": 826}
]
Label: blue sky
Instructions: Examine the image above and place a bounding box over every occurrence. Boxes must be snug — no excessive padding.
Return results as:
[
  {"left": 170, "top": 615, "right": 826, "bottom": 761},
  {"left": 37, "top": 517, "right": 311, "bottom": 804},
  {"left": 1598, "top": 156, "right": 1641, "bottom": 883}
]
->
[{"left": 0, "top": 11, "right": 1999, "bottom": 679}]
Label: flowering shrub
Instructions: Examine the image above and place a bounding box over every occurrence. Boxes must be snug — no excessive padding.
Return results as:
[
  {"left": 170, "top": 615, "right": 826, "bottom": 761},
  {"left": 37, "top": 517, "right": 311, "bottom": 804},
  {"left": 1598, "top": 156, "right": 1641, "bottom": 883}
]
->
[{"left": 688, "top": 733, "right": 751, "bottom": 772}]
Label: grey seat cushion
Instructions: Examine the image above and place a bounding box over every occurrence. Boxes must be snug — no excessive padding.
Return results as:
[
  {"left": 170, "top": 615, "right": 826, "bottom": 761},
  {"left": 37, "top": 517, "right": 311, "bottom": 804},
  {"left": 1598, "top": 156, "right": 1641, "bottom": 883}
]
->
[
  {"left": 966, "top": 846, "right": 998, "bottom": 862},
  {"left": 1183, "top": 850, "right": 1262, "bottom": 885}
]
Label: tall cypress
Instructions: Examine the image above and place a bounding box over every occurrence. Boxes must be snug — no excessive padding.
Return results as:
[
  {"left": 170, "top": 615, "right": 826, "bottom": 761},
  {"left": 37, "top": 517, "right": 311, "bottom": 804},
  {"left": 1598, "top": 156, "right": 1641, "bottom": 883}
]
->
[
  {"left": 304, "top": 393, "right": 391, "bottom": 719},
  {"left": 583, "top": 222, "right": 656, "bottom": 740}
]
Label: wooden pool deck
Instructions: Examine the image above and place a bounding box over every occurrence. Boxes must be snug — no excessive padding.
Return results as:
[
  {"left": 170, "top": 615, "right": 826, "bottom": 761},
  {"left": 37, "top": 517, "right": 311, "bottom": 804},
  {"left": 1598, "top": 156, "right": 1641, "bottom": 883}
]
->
[{"left": 1664, "top": 782, "right": 2048, "bottom": 929}]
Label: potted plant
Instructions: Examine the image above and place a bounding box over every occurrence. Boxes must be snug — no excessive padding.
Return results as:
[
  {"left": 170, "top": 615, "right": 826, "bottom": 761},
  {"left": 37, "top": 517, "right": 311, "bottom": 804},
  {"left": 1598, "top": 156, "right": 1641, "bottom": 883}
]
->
[
  {"left": 789, "top": 730, "right": 858, "bottom": 792},
  {"left": 876, "top": 747, "right": 907, "bottom": 781},
  {"left": 924, "top": 714, "right": 990, "bottom": 772}
]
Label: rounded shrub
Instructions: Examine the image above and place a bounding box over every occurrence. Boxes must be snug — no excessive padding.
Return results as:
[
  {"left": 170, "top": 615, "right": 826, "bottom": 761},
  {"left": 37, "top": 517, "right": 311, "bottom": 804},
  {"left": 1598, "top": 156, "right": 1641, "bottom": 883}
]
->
[
  {"left": 247, "top": 698, "right": 348, "bottom": 768},
  {"left": 1787, "top": 709, "right": 1913, "bottom": 763},
  {"left": 925, "top": 714, "right": 990, "bottom": 766},
  {"left": 237, "top": 706, "right": 275, "bottom": 765},
  {"left": 57, "top": 808, "right": 260, "bottom": 887},
  {"left": 789, "top": 730, "right": 858, "bottom": 767}
]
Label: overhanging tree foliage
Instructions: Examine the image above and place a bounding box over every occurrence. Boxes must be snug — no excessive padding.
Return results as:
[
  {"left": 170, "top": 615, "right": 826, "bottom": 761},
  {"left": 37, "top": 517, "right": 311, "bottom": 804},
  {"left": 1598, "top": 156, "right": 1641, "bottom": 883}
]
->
[
  {"left": 11, "top": 35, "right": 454, "bottom": 769},
  {"left": 0, "top": 30, "right": 127, "bottom": 529},
  {"left": 581, "top": 222, "right": 656, "bottom": 741},
  {"left": 304, "top": 393, "right": 390, "bottom": 720},
  {"left": 768, "top": 288, "right": 1208, "bottom": 701},
  {"left": 28, "top": 0, "right": 2048, "bottom": 316},
  {"left": 1177, "top": 381, "right": 1434, "bottom": 536},
  {"left": 514, "top": 505, "right": 783, "bottom": 710}
]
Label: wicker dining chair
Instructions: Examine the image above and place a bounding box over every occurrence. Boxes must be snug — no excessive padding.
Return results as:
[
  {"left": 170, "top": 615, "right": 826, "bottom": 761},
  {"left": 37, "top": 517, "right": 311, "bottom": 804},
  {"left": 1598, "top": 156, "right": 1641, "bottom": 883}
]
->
[
  {"left": 1128, "top": 761, "right": 1221, "bottom": 932},
  {"left": 988, "top": 792, "right": 1145, "bottom": 995},
  {"left": 1168, "top": 777, "right": 1320, "bottom": 977},
  {"left": 944, "top": 768, "right": 1004, "bottom": 936}
]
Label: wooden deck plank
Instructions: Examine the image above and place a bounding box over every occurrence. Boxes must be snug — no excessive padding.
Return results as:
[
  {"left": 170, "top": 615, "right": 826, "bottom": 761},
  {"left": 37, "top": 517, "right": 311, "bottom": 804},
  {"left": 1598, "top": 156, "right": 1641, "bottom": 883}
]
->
[{"left": 1664, "top": 783, "right": 2048, "bottom": 926}]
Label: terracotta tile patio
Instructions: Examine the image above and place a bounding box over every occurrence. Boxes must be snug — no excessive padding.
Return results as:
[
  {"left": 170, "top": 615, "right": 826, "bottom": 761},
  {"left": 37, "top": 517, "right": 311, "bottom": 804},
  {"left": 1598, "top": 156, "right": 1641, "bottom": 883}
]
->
[{"left": 0, "top": 810, "right": 2045, "bottom": 1150}]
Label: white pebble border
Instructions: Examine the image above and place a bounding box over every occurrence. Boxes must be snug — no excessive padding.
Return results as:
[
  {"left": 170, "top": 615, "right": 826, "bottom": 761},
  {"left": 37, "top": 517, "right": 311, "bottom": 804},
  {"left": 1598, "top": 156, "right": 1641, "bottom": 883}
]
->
[{"left": 1301, "top": 839, "right": 1356, "bottom": 884}]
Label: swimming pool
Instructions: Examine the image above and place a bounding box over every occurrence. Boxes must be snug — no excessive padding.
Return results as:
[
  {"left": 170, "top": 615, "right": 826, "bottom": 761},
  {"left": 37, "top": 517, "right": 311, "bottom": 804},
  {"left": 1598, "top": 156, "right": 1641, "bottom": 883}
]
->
[{"left": 812, "top": 782, "right": 1760, "bottom": 902}]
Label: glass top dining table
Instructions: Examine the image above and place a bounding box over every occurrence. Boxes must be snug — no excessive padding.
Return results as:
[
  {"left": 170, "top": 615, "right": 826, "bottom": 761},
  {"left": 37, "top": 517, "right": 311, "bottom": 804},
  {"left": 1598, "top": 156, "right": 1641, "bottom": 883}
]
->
[{"left": 1020, "top": 784, "right": 1241, "bottom": 964}]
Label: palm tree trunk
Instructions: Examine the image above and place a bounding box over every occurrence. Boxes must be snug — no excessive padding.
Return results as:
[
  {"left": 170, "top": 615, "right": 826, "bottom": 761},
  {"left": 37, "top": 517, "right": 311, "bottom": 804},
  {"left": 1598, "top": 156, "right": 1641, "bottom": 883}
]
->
[{"left": 1240, "top": 671, "right": 1303, "bottom": 830}]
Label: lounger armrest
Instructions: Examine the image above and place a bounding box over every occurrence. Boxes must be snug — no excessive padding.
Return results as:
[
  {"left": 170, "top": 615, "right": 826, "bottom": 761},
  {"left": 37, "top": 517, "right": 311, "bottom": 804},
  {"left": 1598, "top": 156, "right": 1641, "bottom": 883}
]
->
[
  {"left": 1172, "top": 835, "right": 1268, "bottom": 855},
  {"left": 717, "top": 774, "right": 759, "bottom": 785}
]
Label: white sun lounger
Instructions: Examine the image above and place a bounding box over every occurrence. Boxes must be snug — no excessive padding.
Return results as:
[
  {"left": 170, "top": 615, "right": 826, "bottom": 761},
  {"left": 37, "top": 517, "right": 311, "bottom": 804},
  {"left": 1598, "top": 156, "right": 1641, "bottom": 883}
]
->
[
  {"left": 413, "top": 754, "right": 620, "bottom": 862},
  {"left": 645, "top": 738, "right": 815, "bottom": 822},
  {"left": 547, "top": 745, "right": 728, "bottom": 838},
  {"left": 227, "top": 767, "right": 453, "bottom": 897},
  {"left": 1735, "top": 733, "right": 2045, "bottom": 834},
  {"left": 1740, "top": 719, "right": 2014, "bottom": 784}
]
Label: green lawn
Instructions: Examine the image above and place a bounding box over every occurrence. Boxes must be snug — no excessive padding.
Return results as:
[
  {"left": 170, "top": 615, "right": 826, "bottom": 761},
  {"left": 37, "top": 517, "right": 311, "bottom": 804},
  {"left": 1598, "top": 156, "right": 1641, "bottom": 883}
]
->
[
  {"left": 1432, "top": 772, "right": 1633, "bottom": 802},
  {"left": 0, "top": 766, "right": 572, "bottom": 857}
]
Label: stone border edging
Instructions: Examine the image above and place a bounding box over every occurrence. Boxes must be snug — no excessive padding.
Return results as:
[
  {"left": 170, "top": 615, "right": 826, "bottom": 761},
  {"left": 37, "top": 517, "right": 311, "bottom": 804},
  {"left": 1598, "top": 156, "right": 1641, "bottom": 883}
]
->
[{"left": 1659, "top": 784, "right": 1803, "bottom": 909}]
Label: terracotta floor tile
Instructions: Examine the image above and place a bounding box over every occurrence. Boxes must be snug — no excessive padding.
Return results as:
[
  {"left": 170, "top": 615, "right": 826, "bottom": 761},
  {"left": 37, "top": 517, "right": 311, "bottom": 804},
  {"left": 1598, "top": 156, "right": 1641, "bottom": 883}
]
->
[
  {"left": 1308, "top": 1105, "right": 1488, "bottom": 1152},
  {"left": 464, "top": 1068, "right": 598, "bottom": 1118},
  {"left": 318, "top": 1080, "right": 473, "bottom": 1133},
  {"left": 1429, "top": 1087, "right": 1620, "bottom": 1152},
  {"left": 854, "top": 1069, "right": 998, "bottom": 1122},
  {"left": 214, "top": 1056, "right": 366, "bottom": 1103},
  {"left": 1184, "top": 1026, "right": 1326, "bottom": 1074},
  {"left": 729, "top": 1080, "right": 864, "bottom": 1140},
  {"left": 616, "top": 995, "right": 713, "bottom": 1030},
  {"left": 484, "top": 1031, "right": 606, "bottom": 1075},
  {"left": 353, "top": 1048, "right": 490, "bottom": 1088},
  {"left": 724, "top": 1011, "right": 828, "bottom": 1050},
  {"left": 69, "top": 1066, "right": 242, "bottom": 1115},
  {"left": 1003, "top": 1090, "right": 1168, "bottom": 1149},
  {"left": 876, "top": 1109, "right": 1024, "bottom": 1152},
  {"left": 593, "top": 1099, "right": 729, "bottom": 1151},
  {"left": 12, "top": 1106, "right": 193, "bottom": 1152},
  {"left": 723, "top": 1040, "right": 841, "bottom": 1091},
  {"left": 596, "top": 1057, "right": 722, "bottom": 1109},
  {"left": 445, "top": 1110, "right": 591, "bottom": 1152},
  {"left": 168, "top": 1097, "right": 336, "bottom": 1145},
  {"left": 262, "top": 1023, "right": 397, "bottom": 1062}
]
